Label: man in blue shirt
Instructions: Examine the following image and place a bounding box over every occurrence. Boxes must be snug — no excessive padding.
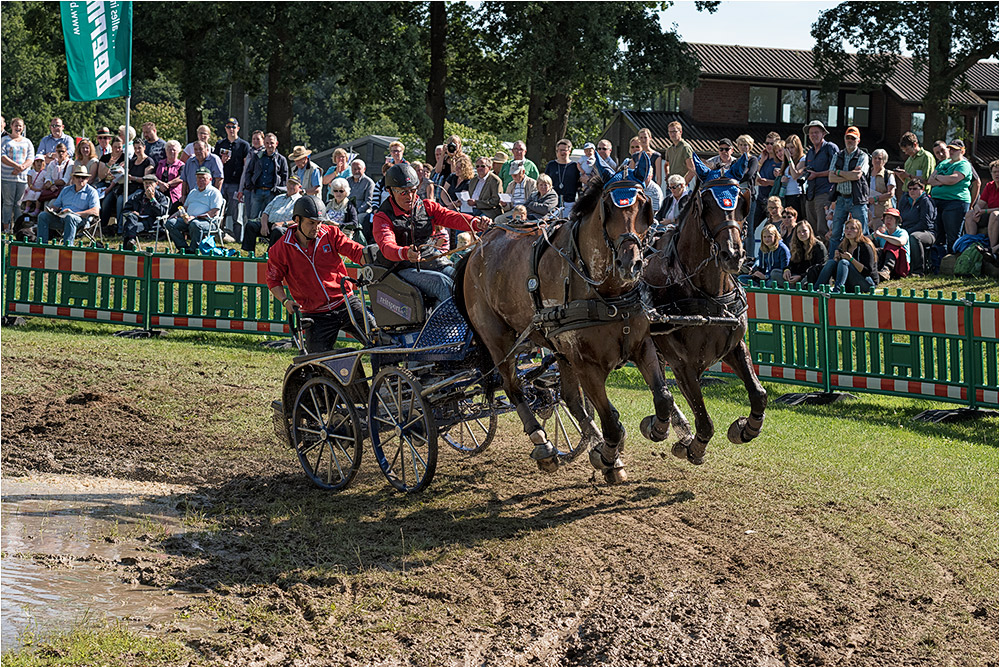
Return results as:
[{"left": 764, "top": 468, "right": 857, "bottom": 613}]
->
[
  {"left": 165, "top": 166, "right": 225, "bottom": 253},
  {"left": 802, "top": 120, "right": 839, "bottom": 239},
  {"left": 37, "top": 165, "right": 99, "bottom": 245},
  {"left": 37, "top": 117, "right": 76, "bottom": 158},
  {"left": 244, "top": 132, "right": 289, "bottom": 222},
  {"left": 180, "top": 141, "right": 223, "bottom": 195}
]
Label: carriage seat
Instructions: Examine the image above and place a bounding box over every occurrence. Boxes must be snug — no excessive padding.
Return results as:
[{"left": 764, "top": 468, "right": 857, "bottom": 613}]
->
[{"left": 361, "top": 244, "right": 427, "bottom": 329}]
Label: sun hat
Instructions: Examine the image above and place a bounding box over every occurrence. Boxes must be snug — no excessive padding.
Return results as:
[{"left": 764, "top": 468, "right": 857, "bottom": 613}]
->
[
  {"left": 492, "top": 151, "right": 509, "bottom": 164},
  {"left": 802, "top": 120, "right": 829, "bottom": 136},
  {"left": 288, "top": 145, "right": 312, "bottom": 162}
]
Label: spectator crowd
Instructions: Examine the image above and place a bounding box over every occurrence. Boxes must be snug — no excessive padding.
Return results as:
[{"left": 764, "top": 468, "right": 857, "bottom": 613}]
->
[{"left": 1, "top": 113, "right": 995, "bottom": 285}]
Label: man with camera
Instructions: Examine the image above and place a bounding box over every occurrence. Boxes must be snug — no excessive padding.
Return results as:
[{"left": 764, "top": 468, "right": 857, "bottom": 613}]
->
[{"left": 215, "top": 117, "right": 251, "bottom": 241}]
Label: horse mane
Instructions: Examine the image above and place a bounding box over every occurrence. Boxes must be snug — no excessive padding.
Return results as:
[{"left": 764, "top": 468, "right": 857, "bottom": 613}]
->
[{"left": 569, "top": 174, "right": 606, "bottom": 223}]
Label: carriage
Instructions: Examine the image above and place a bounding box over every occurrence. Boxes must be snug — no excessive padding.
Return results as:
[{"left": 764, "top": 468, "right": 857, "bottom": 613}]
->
[{"left": 270, "top": 246, "right": 587, "bottom": 493}]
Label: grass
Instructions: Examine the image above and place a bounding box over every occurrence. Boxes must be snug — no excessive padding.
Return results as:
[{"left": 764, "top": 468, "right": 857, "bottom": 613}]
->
[{"left": 1, "top": 619, "right": 192, "bottom": 667}]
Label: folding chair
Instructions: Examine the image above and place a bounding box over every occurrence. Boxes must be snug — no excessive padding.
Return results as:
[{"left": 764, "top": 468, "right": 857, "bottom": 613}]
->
[{"left": 77, "top": 214, "right": 104, "bottom": 247}]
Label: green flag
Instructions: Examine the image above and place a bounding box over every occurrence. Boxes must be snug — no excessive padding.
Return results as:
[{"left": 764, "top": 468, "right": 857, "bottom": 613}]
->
[{"left": 60, "top": 1, "right": 133, "bottom": 101}]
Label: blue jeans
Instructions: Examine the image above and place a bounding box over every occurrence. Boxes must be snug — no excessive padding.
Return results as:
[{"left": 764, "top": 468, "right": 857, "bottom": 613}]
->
[
  {"left": 221, "top": 183, "right": 242, "bottom": 234},
  {"left": 2, "top": 180, "right": 27, "bottom": 231},
  {"left": 829, "top": 195, "right": 869, "bottom": 255},
  {"left": 249, "top": 189, "right": 275, "bottom": 222},
  {"left": 399, "top": 265, "right": 455, "bottom": 306},
  {"left": 813, "top": 258, "right": 874, "bottom": 293},
  {"left": 37, "top": 210, "right": 82, "bottom": 245},
  {"left": 932, "top": 198, "right": 970, "bottom": 253},
  {"left": 165, "top": 215, "right": 215, "bottom": 253}
]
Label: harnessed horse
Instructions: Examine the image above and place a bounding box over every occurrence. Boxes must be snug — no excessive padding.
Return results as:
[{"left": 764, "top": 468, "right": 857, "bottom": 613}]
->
[
  {"left": 459, "top": 154, "right": 677, "bottom": 483},
  {"left": 640, "top": 154, "right": 767, "bottom": 464}
]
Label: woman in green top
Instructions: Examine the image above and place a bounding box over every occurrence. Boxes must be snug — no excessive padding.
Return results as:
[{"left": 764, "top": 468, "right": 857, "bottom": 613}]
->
[{"left": 928, "top": 139, "right": 973, "bottom": 251}]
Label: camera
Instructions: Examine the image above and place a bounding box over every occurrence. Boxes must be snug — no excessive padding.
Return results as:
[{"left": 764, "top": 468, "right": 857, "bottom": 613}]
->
[{"left": 447, "top": 142, "right": 457, "bottom": 154}]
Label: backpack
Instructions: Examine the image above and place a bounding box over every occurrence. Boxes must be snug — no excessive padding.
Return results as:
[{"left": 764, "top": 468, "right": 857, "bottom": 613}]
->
[{"left": 953, "top": 245, "right": 985, "bottom": 276}]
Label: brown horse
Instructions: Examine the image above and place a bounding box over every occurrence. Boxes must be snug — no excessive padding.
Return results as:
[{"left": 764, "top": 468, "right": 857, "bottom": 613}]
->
[
  {"left": 460, "top": 155, "right": 678, "bottom": 483},
  {"left": 640, "top": 159, "right": 767, "bottom": 465}
]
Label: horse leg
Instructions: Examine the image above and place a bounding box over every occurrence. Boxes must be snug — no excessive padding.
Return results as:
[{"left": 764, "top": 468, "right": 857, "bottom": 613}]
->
[
  {"left": 723, "top": 341, "right": 767, "bottom": 444},
  {"left": 555, "top": 363, "right": 604, "bottom": 455},
  {"left": 633, "top": 337, "right": 679, "bottom": 443},
  {"left": 669, "top": 363, "right": 713, "bottom": 466},
  {"left": 577, "top": 372, "right": 628, "bottom": 485}
]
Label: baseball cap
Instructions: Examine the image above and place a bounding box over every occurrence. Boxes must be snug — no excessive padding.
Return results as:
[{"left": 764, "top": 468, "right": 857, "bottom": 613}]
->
[
  {"left": 286, "top": 174, "right": 301, "bottom": 185},
  {"left": 844, "top": 126, "right": 861, "bottom": 139},
  {"left": 583, "top": 142, "right": 596, "bottom": 150},
  {"left": 717, "top": 137, "right": 734, "bottom": 148},
  {"left": 946, "top": 139, "right": 965, "bottom": 151},
  {"left": 195, "top": 166, "right": 212, "bottom": 176},
  {"left": 883, "top": 207, "right": 900, "bottom": 218},
  {"left": 226, "top": 117, "right": 239, "bottom": 126},
  {"left": 142, "top": 173, "right": 158, "bottom": 182}
]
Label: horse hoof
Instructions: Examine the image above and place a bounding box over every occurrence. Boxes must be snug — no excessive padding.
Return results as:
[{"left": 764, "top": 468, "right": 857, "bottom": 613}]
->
[
  {"left": 640, "top": 415, "right": 669, "bottom": 442},
  {"left": 530, "top": 441, "right": 557, "bottom": 462},
  {"left": 687, "top": 452, "right": 704, "bottom": 466},
  {"left": 603, "top": 467, "right": 627, "bottom": 484},
  {"left": 727, "top": 418, "right": 748, "bottom": 444},
  {"left": 589, "top": 447, "right": 607, "bottom": 472},
  {"left": 536, "top": 456, "right": 560, "bottom": 473},
  {"left": 671, "top": 440, "right": 690, "bottom": 460}
]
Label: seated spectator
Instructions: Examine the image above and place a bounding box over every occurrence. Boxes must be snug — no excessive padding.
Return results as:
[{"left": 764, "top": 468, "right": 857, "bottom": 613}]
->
[
  {"left": 783, "top": 220, "right": 827, "bottom": 286},
  {"left": 118, "top": 125, "right": 137, "bottom": 159},
  {"left": 868, "top": 148, "right": 896, "bottom": 224},
  {"left": 959, "top": 159, "right": 998, "bottom": 255},
  {"left": 467, "top": 156, "right": 503, "bottom": 219},
  {"left": 491, "top": 151, "right": 507, "bottom": 177},
  {"left": 577, "top": 142, "right": 597, "bottom": 186},
  {"left": 96, "top": 137, "right": 126, "bottom": 227},
  {"left": 165, "top": 166, "right": 225, "bottom": 253},
  {"left": 813, "top": 217, "right": 878, "bottom": 293},
  {"left": 778, "top": 206, "right": 798, "bottom": 245},
  {"left": 928, "top": 139, "right": 973, "bottom": 252},
  {"left": 326, "top": 177, "right": 362, "bottom": 243},
  {"left": 19, "top": 154, "right": 49, "bottom": 217},
  {"left": 156, "top": 140, "right": 186, "bottom": 207},
  {"left": 125, "top": 138, "right": 155, "bottom": 193},
  {"left": 510, "top": 205, "right": 528, "bottom": 222},
  {"left": 288, "top": 145, "right": 321, "bottom": 196},
  {"left": 120, "top": 173, "right": 170, "bottom": 251},
  {"left": 41, "top": 143, "right": 75, "bottom": 205},
  {"left": 94, "top": 127, "right": 114, "bottom": 159},
  {"left": 242, "top": 175, "right": 303, "bottom": 252},
  {"left": 73, "top": 138, "right": 100, "bottom": 181},
  {"left": 142, "top": 122, "right": 167, "bottom": 166},
  {"left": 37, "top": 117, "right": 76, "bottom": 157},
  {"left": 181, "top": 141, "right": 224, "bottom": 195},
  {"left": 1, "top": 117, "right": 35, "bottom": 231},
  {"left": 655, "top": 174, "right": 688, "bottom": 226},
  {"left": 524, "top": 173, "right": 559, "bottom": 220},
  {"left": 37, "top": 165, "right": 99, "bottom": 246},
  {"left": 322, "top": 148, "right": 351, "bottom": 191},
  {"left": 179, "top": 125, "right": 212, "bottom": 163},
  {"left": 495, "top": 162, "right": 537, "bottom": 224},
  {"left": 740, "top": 223, "right": 789, "bottom": 285},
  {"left": 873, "top": 207, "right": 910, "bottom": 281},
  {"left": 898, "top": 178, "right": 937, "bottom": 275}
]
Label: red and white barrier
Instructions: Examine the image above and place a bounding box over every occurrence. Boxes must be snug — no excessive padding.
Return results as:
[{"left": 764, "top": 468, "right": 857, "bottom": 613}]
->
[{"left": 9, "top": 245, "right": 145, "bottom": 278}]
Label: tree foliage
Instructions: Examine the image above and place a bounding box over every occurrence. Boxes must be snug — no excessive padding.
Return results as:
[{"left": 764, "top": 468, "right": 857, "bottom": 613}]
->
[{"left": 811, "top": 1, "right": 999, "bottom": 142}]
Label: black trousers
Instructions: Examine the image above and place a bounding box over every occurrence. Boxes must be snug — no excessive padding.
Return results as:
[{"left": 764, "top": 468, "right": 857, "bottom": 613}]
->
[{"left": 302, "top": 295, "right": 370, "bottom": 354}]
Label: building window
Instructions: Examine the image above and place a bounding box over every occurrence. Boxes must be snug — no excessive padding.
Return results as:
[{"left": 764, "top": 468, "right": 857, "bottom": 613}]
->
[
  {"left": 987, "top": 100, "right": 999, "bottom": 136},
  {"left": 844, "top": 93, "right": 870, "bottom": 128},
  {"left": 781, "top": 89, "right": 807, "bottom": 124},
  {"left": 911, "top": 112, "right": 926, "bottom": 144},
  {"left": 749, "top": 86, "right": 778, "bottom": 123},
  {"left": 810, "top": 91, "right": 839, "bottom": 129}
]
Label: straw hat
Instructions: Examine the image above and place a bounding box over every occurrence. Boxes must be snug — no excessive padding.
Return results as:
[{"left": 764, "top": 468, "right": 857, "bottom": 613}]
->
[{"left": 288, "top": 145, "right": 312, "bottom": 162}]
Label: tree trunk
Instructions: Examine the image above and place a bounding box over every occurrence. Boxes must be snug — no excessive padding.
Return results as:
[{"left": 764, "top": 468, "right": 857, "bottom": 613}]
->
[
  {"left": 525, "top": 82, "right": 547, "bottom": 164},
  {"left": 267, "top": 19, "right": 293, "bottom": 150},
  {"left": 923, "top": 4, "right": 952, "bottom": 142},
  {"left": 182, "top": 60, "right": 203, "bottom": 142},
  {"left": 542, "top": 91, "right": 572, "bottom": 160},
  {"left": 425, "top": 1, "right": 447, "bottom": 164}
]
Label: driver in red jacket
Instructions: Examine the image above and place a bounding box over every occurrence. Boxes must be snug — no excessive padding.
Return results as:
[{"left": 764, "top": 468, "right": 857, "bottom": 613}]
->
[{"left": 266, "top": 195, "right": 369, "bottom": 352}]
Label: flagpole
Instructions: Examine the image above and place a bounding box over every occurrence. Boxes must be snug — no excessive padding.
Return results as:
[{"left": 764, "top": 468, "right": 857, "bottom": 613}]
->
[{"left": 123, "top": 96, "right": 131, "bottom": 209}]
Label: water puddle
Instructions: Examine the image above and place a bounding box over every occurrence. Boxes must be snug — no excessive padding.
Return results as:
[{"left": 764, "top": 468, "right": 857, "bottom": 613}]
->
[{"left": 1, "top": 473, "right": 211, "bottom": 651}]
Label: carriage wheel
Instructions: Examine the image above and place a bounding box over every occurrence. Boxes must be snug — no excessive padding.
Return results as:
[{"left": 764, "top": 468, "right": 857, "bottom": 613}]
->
[
  {"left": 542, "top": 398, "right": 589, "bottom": 464},
  {"left": 291, "top": 376, "right": 364, "bottom": 491},
  {"left": 368, "top": 367, "right": 438, "bottom": 493},
  {"left": 440, "top": 396, "right": 498, "bottom": 455}
]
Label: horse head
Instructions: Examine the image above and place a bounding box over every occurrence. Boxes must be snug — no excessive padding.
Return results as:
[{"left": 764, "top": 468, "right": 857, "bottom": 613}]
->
[
  {"left": 590, "top": 152, "right": 653, "bottom": 283},
  {"left": 689, "top": 153, "right": 750, "bottom": 274}
]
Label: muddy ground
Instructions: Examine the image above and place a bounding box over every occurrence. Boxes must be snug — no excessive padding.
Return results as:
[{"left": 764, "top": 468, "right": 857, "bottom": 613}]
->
[{"left": 2, "top": 339, "right": 997, "bottom": 666}]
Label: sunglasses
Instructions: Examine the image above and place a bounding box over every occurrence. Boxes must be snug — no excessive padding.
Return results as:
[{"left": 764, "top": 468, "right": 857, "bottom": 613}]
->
[
  {"left": 718, "top": 146, "right": 732, "bottom": 151},
  {"left": 332, "top": 189, "right": 346, "bottom": 193},
  {"left": 225, "top": 124, "right": 237, "bottom": 129},
  {"left": 669, "top": 185, "right": 684, "bottom": 191},
  {"left": 765, "top": 142, "right": 774, "bottom": 145}
]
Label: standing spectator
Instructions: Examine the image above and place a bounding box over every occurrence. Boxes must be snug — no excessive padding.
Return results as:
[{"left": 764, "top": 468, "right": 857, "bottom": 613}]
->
[
  {"left": 898, "top": 178, "right": 937, "bottom": 275},
  {"left": 736, "top": 135, "right": 760, "bottom": 230},
  {"left": 873, "top": 207, "right": 910, "bottom": 281},
  {"left": 827, "top": 126, "right": 871, "bottom": 253},
  {"left": 740, "top": 223, "right": 790, "bottom": 285},
  {"left": 429, "top": 144, "right": 448, "bottom": 192},
  {"left": 243, "top": 133, "right": 288, "bottom": 221},
  {"left": 443, "top": 153, "right": 475, "bottom": 214},
  {"left": 118, "top": 125, "right": 137, "bottom": 159},
  {"left": 37, "top": 165, "right": 99, "bottom": 246},
  {"left": 242, "top": 176, "right": 302, "bottom": 252},
  {"left": 893, "top": 132, "right": 935, "bottom": 192},
  {"left": 801, "top": 120, "right": 838, "bottom": 238},
  {"left": 780, "top": 134, "right": 807, "bottom": 213},
  {"left": 120, "top": 173, "right": 170, "bottom": 251},
  {"left": 73, "top": 138, "right": 100, "bottom": 181},
  {"left": 141, "top": 122, "right": 167, "bottom": 166},
  {"left": 322, "top": 148, "right": 352, "bottom": 191},
  {"left": 868, "top": 148, "right": 896, "bottom": 224},
  {"left": 180, "top": 141, "right": 224, "bottom": 195},
  {"left": 637, "top": 127, "right": 663, "bottom": 189},
  {"left": 596, "top": 139, "right": 616, "bottom": 169},
  {"left": 783, "top": 220, "right": 827, "bottom": 286},
  {"left": 931, "top": 140, "right": 948, "bottom": 163},
  {"left": 37, "top": 117, "right": 76, "bottom": 157},
  {"left": 434, "top": 134, "right": 463, "bottom": 182},
  {"left": 524, "top": 174, "right": 559, "bottom": 220},
  {"left": 927, "top": 139, "right": 973, "bottom": 252},
  {"left": 165, "top": 167, "right": 225, "bottom": 253},
  {"left": 180, "top": 125, "right": 212, "bottom": 163},
  {"left": 752, "top": 132, "right": 783, "bottom": 240},
  {"left": 1, "top": 117, "right": 35, "bottom": 231},
  {"left": 371, "top": 162, "right": 392, "bottom": 210},
  {"left": 546, "top": 138, "right": 581, "bottom": 218},
  {"left": 215, "top": 117, "right": 251, "bottom": 240},
  {"left": 288, "top": 145, "right": 322, "bottom": 197},
  {"left": 94, "top": 127, "right": 114, "bottom": 159},
  {"left": 155, "top": 140, "right": 186, "bottom": 208},
  {"left": 467, "top": 156, "right": 503, "bottom": 220},
  {"left": 388, "top": 140, "right": 407, "bottom": 165},
  {"left": 706, "top": 138, "right": 736, "bottom": 170},
  {"left": 347, "top": 159, "right": 375, "bottom": 228},
  {"left": 813, "top": 217, "right": 878, "bottom": 292},
  {"left": 237, "top": 130, "right": 265, "bottom": 209},
  {"left": 664, "top": 121, "right": 695, "bottom": 186}
]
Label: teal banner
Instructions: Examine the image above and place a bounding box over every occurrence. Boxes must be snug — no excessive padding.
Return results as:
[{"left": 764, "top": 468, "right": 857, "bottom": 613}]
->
[{"left": 60, "top": 1, "right": 132, "bottom": 101}]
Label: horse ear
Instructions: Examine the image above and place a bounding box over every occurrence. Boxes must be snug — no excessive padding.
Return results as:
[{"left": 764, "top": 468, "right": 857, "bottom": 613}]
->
[
  {"left": 595, "top": 153, "right": 616, "bottom": 183},
  {"left": 692, "top": 153, "right": 712, "bottom": 181},
  {"left": 633, "top": 151, "right": 650, "bottom": 183}
]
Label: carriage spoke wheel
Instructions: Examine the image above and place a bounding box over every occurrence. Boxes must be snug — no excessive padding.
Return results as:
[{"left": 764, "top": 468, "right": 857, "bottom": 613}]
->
[
  {"left": 368, "top": 367, "right": 438, "bottom": 493},
  {"left": 441, "top": 396, "right": 498, "bottom": 455},
  {"left": 541, "top": 398, "right": 589, "bottom": 464},
  {"left": 291, "top": 376, "right": 364, "bottom": 491}
]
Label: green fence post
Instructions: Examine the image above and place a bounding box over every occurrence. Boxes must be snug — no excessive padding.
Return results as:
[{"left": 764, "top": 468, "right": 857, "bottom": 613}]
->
[
  {"left": 818, "top": 288, "right": 832, "bottom": 393},
  {"left": 964, "top": 292, "right": 977, "bottom": 410},
  {"left": 143, "top": 250, "right": 153, "bottom": 333}
]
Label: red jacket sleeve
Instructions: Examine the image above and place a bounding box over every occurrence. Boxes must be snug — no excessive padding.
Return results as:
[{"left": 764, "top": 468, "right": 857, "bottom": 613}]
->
[
  {"left": 373, "top": 209, "right": 408, "bottom": 262},
  {"left": 327, "top": 224, "right": 365, "bottom": 265},
  {"left": 424, "top": 198, "right": 478, "bottom": 232},
  {"left": 265, "top": 236, "right": 289, "bottom": 289}
]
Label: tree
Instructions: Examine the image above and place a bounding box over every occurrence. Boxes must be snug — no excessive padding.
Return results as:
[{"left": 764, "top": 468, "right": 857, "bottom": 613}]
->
[
  {"left": 425, "top": 1, "right": 448, "bottom": 163},
  {"left": 811, "top": 1, "right": 999, "bottom": 143},
  {"left": 479, "top": 2, "right": 712, "bottom": 162}
]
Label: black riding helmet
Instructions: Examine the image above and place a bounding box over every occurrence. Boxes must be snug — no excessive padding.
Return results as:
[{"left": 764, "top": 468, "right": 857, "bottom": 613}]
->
[
  {"left": 385, "top": 163, "right": 419, "bottom": 189},
  {"left": 292, "top": 195, "right": 328, "bottom": 220}
]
